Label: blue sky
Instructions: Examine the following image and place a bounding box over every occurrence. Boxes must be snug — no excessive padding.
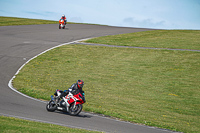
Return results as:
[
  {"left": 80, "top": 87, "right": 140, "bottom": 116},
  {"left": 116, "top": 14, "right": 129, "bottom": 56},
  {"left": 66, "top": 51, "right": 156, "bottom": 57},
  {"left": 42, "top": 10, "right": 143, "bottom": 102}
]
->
[{"left": 0, "top": 0, "right": 200, "bottom": 29}]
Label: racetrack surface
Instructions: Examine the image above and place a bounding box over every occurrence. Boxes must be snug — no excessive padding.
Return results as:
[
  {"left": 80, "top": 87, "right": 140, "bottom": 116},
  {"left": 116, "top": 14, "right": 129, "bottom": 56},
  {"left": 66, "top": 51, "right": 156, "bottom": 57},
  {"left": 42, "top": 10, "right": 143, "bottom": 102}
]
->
[{"left": 0, "top": 24, "right": 176, "bottom": 133}]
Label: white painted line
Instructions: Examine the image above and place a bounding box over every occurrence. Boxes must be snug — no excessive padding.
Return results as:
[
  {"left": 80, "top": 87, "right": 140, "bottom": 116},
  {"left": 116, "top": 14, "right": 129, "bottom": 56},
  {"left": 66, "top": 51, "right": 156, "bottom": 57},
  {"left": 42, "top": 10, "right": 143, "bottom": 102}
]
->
[{"left": 8, "top": 38, "right": 91, "bottom": 103}]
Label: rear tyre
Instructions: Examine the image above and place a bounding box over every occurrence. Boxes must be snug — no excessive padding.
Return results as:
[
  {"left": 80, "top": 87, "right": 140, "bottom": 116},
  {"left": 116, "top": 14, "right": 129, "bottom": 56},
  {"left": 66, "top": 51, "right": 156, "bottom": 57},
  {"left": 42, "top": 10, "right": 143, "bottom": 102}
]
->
[
  {"left": 69, "top": 104, "right": 82, "bottom": 116},
  {"left": 46, "top": 101, "right": 57, "bottom": 112}
]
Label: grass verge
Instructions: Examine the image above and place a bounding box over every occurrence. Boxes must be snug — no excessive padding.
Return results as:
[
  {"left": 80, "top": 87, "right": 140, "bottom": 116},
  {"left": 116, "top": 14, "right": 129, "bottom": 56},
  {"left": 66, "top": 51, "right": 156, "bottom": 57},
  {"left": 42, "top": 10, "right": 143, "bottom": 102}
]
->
[
  {"left": 84, "top": 30, "right": 200, "bottom": 50},
  {"left": 0, "top": 115, "right": 100, "bottom": 133},
  {"left": 0, "top": 16, "right": 77, "bottom": 26},
  {"left": 0, "top": 16, "right": 57, "bottom": 26},
  {"left": 13, "top": 42, "right": 200, "bottom": 133},
  {"left": 0, "top": 16, "right": 100, "bottom": 26}
]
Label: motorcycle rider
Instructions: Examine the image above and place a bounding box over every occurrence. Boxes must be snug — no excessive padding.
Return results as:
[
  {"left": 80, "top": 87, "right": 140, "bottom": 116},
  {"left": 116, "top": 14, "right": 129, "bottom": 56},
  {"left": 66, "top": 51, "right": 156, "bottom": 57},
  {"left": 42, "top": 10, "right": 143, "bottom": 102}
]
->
[
  {"left": 54, "top": 80, "right": 86, "bottom": 104},
  {"left": 61, "top": 14, "right": 67, "bottom": 25}
]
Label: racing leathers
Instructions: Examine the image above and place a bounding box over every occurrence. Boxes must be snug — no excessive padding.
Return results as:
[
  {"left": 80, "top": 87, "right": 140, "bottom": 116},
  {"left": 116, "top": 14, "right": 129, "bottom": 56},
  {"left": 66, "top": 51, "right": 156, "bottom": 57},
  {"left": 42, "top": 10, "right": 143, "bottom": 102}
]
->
[{"left": 61, "top": 16, "right": 67, "bottom": 24}]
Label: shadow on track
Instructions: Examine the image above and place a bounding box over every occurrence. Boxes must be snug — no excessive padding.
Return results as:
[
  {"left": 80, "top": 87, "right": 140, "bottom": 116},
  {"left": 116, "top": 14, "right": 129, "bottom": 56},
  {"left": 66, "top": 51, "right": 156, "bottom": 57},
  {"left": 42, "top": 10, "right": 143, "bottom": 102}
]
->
[{"left": 52, "top": 110, "right": 92, "bottom": 119}]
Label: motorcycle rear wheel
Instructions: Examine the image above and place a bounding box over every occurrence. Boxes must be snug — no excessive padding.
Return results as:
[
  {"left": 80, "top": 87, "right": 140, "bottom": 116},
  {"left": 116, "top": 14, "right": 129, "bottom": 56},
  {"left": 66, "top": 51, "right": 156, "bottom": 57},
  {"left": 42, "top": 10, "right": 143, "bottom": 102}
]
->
[
  {"left": 69, "top": 104, "right": 82, "bottom": 116},
  {"left": 46, "top": 101, "right": 57, "bottom": 112}
]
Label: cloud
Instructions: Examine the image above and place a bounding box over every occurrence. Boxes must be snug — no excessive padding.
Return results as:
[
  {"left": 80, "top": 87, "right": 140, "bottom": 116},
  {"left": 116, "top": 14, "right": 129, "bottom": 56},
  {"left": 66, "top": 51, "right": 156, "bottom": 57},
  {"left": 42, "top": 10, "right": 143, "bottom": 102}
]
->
[
  {"left": 23, "top": 11, "right": 45, "bottom": 16},
  {"left": 70, "top": 17, "right": 83, "bottom": 23},
  {"left": 122, "top": 17, "right": 166, "bottom": 29},
  {"left": 19, "top": 11, "right": 60, "bottom": 20}
]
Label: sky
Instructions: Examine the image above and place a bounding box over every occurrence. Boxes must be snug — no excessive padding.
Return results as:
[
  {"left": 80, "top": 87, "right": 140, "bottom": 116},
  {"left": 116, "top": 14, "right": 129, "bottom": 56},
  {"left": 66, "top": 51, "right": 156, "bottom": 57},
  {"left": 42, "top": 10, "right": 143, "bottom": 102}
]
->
[{"left": 0, "top": 0, "right": 200, "bottom": 30}]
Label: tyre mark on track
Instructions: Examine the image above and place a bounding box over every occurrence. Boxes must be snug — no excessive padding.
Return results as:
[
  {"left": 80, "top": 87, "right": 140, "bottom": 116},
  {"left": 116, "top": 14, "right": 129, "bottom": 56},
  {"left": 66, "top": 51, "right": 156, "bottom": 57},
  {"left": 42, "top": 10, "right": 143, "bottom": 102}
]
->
[{"left": 74, "top": 42, "right": 200, "bottom": 52}]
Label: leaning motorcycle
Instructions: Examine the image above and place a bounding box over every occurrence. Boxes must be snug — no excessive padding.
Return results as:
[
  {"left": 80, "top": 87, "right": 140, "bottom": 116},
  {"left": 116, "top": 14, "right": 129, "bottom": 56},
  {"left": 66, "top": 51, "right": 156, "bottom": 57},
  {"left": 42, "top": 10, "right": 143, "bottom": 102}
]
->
[
  {"left": 46, "top": 90, "right": 85, "bottom": 116},
  {"left": 59, "top": 19, "right": 66, "bottom": 29}
]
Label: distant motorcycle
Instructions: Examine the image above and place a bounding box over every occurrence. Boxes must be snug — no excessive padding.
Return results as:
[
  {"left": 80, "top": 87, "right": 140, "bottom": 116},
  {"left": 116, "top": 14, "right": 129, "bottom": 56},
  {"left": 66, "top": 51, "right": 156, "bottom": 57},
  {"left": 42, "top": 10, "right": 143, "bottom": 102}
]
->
[
  {"left": 59, "top": 19, "right": 66, "bottom": 29},
  {"left": 46, "top": 90, "right": 85, "bottom": 116}
]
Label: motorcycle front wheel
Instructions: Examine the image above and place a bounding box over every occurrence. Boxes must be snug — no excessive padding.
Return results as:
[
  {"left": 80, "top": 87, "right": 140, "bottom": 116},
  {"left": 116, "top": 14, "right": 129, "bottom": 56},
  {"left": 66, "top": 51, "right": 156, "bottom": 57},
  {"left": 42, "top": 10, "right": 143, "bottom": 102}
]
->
[
  {"left": 69, "top": 104, "right": 82, "bottom": 116},
  {"left": 46, "top": 101, "right": 57, "bottom": 112}
]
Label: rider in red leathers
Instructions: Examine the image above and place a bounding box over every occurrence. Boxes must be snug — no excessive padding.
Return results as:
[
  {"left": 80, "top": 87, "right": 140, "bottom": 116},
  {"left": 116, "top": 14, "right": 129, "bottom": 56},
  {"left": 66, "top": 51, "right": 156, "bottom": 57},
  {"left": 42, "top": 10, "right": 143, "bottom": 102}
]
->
[{"left": 61, "top": 14, "right": 67, "bottom": 25}]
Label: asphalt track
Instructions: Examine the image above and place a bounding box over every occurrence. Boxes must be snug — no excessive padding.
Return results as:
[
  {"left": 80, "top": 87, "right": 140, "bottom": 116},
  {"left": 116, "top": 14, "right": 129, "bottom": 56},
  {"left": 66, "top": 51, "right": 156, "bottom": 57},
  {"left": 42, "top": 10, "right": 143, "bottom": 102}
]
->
[{"left": 0, "top": 24, "right": 176, "bottom": 133}]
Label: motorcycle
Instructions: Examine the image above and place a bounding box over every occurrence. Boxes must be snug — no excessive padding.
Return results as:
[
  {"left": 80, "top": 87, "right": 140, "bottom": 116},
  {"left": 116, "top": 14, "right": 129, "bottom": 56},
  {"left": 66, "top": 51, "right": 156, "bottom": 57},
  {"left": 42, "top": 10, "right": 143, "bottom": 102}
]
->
[
  {"left": 59, "top": 19, "right": 66, "bottom": 29},
  {"left": 46, "top": 90, "right": 85, "bottom": 116}
]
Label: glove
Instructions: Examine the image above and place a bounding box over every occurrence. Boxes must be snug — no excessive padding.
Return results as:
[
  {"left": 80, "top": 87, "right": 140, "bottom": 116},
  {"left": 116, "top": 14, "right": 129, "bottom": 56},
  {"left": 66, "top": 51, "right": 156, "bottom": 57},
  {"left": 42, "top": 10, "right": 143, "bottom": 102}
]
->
[{"left": 83, "top": 96, "right": 86, "bottom": 103}]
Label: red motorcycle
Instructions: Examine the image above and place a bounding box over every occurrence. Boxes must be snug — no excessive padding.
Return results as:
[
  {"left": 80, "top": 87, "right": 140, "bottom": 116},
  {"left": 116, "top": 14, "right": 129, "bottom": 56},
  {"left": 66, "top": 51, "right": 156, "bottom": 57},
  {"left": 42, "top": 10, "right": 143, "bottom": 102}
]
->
[
  {"left": 59, "top": 19, "right": 66, "bottom": 29},
  {"left": 46, "top": 91, "right": 85, "bottom": 116}
]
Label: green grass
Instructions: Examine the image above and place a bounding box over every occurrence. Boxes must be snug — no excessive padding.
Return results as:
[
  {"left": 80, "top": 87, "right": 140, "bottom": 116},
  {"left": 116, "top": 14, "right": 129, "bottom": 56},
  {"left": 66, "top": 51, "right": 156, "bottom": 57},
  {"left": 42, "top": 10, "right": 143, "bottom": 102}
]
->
[
  {"left": 13, "top": 42, "right": 200, "bottom": 133},
  {"left": 0, "top": 16, "right": 78, "bottom": 26},
  {"left": 0, "top": 16, "right": 100, "bottom": 26},
  {"left": 0, "top": 16, "right": 57, "bottom": 26},
  {"left": 84, "top": 30, "right": 200, "bottom": 50},
  {"left": 0, "top": 115, "right": 100, "bottom": 133}
]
